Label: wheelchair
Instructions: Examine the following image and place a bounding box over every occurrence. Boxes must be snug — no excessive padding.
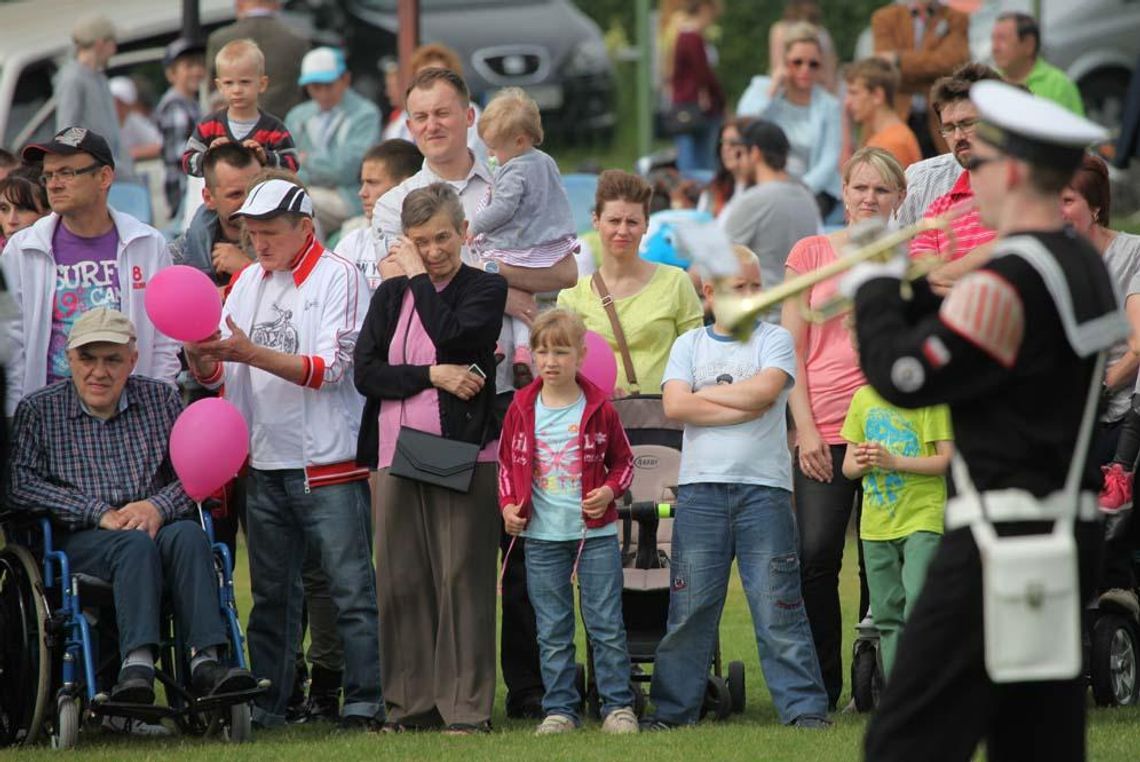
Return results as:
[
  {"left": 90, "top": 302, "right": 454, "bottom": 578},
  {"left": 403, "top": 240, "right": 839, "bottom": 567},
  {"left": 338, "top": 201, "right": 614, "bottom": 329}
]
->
[{"left": 0, "top": 506, "right": 266, "bottom": 748}]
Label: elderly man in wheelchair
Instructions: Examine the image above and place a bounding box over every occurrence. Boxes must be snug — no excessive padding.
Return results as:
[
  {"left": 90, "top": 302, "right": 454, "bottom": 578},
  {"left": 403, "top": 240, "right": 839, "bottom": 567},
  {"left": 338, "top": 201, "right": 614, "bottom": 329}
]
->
[{"left": 4, "top": 308, "right": 257, "bottom": 739}]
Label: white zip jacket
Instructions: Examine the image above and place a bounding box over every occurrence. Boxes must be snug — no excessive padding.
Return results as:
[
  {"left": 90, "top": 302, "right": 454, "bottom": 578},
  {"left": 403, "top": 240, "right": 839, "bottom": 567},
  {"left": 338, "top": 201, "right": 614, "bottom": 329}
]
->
[
  {"left": 198, "top": 237, "right": 370, "bottom": 487},
  {"left": 2, "top": 208, "right": 181, "bottom": 416}
]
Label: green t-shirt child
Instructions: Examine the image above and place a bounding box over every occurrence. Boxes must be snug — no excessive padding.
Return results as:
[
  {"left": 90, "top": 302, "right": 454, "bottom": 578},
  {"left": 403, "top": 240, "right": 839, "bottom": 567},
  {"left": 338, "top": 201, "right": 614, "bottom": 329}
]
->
[{"left": 840, "top": 386, "right": 954, "bottom": 541}]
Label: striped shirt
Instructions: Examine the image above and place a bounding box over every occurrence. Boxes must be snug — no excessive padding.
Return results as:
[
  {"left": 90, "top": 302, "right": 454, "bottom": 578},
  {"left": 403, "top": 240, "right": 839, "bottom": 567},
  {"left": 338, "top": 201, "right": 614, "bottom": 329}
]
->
[
  {"left": 909, "top": 171, "right": 996, "bottom": 262},
  {"left": 6, "top": 377, "right": 193, "bottom": 530},
  {"left": 896, "top": 152, "right": 962, "bottom": 229},
  {"left": 182, "top": 108, "right": 299, "bottom": 177},
  {"left": 155, "top": 87, "right": 201, "bottom": 214}
]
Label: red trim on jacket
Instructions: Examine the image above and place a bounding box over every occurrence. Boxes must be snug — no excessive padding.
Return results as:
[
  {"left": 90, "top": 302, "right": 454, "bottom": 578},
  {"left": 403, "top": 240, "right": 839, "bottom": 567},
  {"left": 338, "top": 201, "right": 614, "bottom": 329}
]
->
[
  {"left": 497, "top": 373, "right": 635, "bottom": 529},
  {"left": 305, "top": 459, "right": 370, "bottom": 488},
  {"left": 304, "top": 356, "right": 326, "bottom": 389}
]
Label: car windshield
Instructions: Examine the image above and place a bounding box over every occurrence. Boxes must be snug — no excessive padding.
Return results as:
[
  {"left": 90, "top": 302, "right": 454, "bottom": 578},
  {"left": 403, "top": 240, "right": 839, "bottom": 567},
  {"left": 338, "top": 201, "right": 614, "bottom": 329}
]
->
[{"left": 357, "top": 0, "right": 539, "bottom": 9}]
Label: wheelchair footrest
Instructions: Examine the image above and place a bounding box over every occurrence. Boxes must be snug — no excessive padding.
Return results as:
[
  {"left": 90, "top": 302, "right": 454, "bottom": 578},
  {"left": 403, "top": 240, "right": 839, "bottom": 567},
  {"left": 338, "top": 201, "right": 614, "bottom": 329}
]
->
[
  {"left": 91, "top": 699, "right": 176, "bottom": 724},
  {"left": 190, "top": 685, "right": 266, "bottom": 714}
]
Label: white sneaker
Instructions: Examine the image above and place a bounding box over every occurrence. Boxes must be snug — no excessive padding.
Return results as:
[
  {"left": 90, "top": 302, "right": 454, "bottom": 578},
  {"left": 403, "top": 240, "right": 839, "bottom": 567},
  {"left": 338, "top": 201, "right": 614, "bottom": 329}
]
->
[
  {"left": 535, "top": 714, "right": 576, "bottom": 735},
  {"left": 601, "top": 707, "right": 638, "bottom": 734},
  {"left": 101, "top": 715, "right": 173, "bottom": 736}
]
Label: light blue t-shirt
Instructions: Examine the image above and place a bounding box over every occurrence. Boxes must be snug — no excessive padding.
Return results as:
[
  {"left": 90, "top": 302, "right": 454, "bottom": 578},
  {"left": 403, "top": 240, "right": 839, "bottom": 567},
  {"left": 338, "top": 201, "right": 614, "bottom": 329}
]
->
[
  {"left": 524, "top": 391, "right": 617, "bottom": 542},
  {"left": 663, "top": 323, "right": 796, "bottom": 490}
]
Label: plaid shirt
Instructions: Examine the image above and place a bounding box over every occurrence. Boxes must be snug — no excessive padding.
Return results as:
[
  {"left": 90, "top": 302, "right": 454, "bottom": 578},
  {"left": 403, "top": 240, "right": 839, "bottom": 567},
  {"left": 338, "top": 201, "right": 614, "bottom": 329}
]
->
[
  {"left": 155, "top": 87, "right": 201, "bottom": 215},
  {"left": 6, "top": 376, "right": 193, "bottom": 530}
]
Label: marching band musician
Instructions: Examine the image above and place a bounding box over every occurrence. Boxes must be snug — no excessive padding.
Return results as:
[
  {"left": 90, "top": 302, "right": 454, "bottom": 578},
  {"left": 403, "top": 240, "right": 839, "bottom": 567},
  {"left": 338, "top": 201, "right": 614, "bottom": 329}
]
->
[{"left": 842, "top": 81, "right": 1126, "bottom": 761}]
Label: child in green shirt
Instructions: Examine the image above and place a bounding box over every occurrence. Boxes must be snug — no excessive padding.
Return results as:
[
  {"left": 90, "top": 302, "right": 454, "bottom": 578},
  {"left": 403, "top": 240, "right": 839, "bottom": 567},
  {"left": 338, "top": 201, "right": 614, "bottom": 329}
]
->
[{"left": 840, "top": 380, "right": 953, "bottom": 677}]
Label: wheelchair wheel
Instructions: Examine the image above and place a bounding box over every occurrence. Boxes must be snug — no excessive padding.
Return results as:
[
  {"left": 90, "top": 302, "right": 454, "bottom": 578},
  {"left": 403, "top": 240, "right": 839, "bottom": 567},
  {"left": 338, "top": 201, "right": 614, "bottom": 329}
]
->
[
  {"left": 223, "top": 702, "right": 252, "bottom": 744},
  {"left": 1091, "top": 613, "right": 1140, "bottom": 707},
  {"left": 0, "top": 544, "right": 50, "bottom": 745},
  {"left": 53, "top": 695, "right": 79, "bottom": 750}
]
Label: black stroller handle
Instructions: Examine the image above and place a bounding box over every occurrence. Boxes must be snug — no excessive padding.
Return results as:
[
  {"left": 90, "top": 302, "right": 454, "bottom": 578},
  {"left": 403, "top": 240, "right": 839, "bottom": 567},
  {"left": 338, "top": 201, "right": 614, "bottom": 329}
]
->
[{"left": 617, "top": 499, "right": 675, "bottom": 521}]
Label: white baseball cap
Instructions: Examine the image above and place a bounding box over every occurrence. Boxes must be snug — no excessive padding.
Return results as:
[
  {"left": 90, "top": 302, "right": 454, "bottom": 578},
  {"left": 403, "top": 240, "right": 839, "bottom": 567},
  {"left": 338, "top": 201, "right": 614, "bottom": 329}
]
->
[
  {"left": 298, "top": 47, "right": 346, "bottom": 86},
  {"left": 229, "top": 178, "right": 314, "bottom": 221}
]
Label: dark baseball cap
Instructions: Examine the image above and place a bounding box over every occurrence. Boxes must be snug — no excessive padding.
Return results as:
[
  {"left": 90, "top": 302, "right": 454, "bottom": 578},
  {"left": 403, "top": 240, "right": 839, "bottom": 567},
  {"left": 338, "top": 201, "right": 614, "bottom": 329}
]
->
[
  {"left": 164, "top": 37, "right": 206, "bottom": 68},
  {"left": 22, "top": 126, "right": 115, "bottom": 169}
]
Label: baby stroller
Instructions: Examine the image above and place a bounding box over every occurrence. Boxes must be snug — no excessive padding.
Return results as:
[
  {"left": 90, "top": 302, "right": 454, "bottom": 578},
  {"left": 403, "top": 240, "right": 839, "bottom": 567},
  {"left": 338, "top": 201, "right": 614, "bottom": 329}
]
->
[{"left": 576, "top": 395, "right": 746, "bottom": 720}]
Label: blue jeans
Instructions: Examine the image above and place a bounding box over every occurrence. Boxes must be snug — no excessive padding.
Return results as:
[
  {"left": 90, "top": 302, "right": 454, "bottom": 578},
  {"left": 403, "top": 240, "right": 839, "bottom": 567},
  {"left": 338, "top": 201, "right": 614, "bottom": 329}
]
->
[
  {"left": 245, "top": 469, "right": 382, "bottom": 725},
  {"left": 674, "top": 117, "right": 721, "bottom": 174},
  {"left": 525, "top": 536, "right": 633, "bottom": 721},
  {"left": 650, "top": 483, "right": 829, "bottom": 724}
]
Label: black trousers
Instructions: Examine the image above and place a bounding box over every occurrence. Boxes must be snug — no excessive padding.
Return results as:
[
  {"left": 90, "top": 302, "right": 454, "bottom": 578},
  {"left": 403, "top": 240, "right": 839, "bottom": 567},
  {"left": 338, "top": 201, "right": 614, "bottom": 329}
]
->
[
  {"left": 500, "top": 525, "right": 544, "bottom": 709},
  {"left": 793, "top": 443, "right": 868, "bottom": 709},
  {"left": 865, "top": 521, "right": 1101, "bottom": 762}
]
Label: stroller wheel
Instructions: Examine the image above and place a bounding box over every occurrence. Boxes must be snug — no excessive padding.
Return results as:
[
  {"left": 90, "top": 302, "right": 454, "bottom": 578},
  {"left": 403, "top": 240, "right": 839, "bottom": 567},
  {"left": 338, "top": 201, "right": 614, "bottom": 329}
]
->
[
  {"left": 1091, "top": 613, "right": 1140, "bottom": 707},
  {"left": 702, "top": 676, "right": 732, "bottom": 721},
  {"left": 726, "top": 661, "right": 746, "bottom": 714},
  {"left": 851, "top": 641, "right": 883, "bottom": 713}
]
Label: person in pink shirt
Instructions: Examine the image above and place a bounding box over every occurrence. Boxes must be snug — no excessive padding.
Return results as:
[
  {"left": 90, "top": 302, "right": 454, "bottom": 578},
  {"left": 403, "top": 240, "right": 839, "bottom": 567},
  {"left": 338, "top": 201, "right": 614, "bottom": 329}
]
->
[
  {"left": 907, "top": 63, "right": 1003, "bottom": 294},
  {"left": 782, "top": 147, "right": 907, "bottom": 710}
]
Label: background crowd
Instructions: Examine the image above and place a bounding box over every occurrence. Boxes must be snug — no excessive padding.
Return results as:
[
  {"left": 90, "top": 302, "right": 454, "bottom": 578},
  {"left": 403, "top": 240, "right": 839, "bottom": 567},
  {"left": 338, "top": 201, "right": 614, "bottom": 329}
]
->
[{"left": 1, "top": 0, "right": 1138, "bottom": 749}]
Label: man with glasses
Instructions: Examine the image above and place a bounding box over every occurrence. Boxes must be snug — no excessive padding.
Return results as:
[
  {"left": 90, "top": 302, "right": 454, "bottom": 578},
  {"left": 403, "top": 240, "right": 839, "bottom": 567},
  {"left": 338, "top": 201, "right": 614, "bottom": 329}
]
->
[
  {"left": 1, "top": 127, "right": 179, "bottom": 416},
  {"left": 907, "top": 64, "right": 1003, "bottom": 294}
]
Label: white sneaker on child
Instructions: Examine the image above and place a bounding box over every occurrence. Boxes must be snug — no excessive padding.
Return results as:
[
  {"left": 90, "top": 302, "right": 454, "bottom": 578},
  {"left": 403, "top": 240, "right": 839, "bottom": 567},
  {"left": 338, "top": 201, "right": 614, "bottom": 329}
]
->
[
  {"left": 601, "top": 707, "right": 639, "bottom": 734},
  {"left": 535, "top": 714, "right": 577, "bottom": 735}
]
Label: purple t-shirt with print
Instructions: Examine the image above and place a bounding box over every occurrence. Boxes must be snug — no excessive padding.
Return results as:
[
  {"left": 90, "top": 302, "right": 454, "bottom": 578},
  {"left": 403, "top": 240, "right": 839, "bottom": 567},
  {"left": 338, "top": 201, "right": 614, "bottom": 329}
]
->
[{"left": 46, "top": 222, "right": 121, "bottom": 384}]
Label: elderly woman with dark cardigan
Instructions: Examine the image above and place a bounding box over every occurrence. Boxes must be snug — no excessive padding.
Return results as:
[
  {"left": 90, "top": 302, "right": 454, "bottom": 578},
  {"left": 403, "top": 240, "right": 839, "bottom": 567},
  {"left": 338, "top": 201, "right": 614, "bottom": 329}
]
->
[{"left": 353, "top": 183, "right": 507, "bottom": 735}]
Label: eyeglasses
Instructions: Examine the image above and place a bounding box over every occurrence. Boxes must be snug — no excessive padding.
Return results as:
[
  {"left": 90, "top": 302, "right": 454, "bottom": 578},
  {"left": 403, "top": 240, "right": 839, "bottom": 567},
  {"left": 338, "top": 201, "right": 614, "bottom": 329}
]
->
[
  {"left": 789, "top": 58, "right": 821, "bottom": 70},
  {"left": 938, "top": 118, "right": 980, "bottom": 138},
  {"left": 39, "top": 163, "right": 102, "bottom": 185},
  {"left": 961, "top": 154, "right": 1002, "bottom": 172}
]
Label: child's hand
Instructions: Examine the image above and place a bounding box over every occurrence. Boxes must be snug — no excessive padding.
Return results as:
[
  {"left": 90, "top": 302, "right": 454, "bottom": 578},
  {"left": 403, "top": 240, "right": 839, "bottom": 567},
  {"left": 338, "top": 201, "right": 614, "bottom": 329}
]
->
[
  {"left": 242, "top": 139, "right": 268, "bottom": 165},
  {"left": 855, "top": 442, "right": 895, "bottom": 471},
  {"left": 503, "top": 503, "right": 527, "bottom": 535},
  {"left": 582, "top": 486, "right": 615, "bottom": 518},
  {"left": 208, "top": 137, "right": 232, "bottom": 149}
]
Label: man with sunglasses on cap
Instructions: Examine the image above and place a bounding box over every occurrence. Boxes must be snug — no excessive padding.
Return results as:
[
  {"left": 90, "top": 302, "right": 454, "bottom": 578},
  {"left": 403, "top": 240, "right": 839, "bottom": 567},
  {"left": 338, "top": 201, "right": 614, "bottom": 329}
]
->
[
  {"left": 182, "top": 178, "right": 382, "bottom": 731},
  {"left": 841, "top": 81, "right": 1123, "bottom": 761},
  {"left": 1, "top": 126, "right": 179, "bottom": 418}
]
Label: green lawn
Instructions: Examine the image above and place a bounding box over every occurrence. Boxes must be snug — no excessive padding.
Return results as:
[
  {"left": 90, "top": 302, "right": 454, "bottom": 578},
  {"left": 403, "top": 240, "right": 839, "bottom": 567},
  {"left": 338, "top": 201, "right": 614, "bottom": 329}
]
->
[{"left": 15, "top": 534, "right": 1140, "bottom": 760}]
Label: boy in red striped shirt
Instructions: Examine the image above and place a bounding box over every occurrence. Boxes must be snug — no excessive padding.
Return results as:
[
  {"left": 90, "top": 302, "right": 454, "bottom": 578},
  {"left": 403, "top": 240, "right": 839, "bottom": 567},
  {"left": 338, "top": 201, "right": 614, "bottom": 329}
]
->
[{"left": 182, "top": 39, "right": 299, "bottom": 178}]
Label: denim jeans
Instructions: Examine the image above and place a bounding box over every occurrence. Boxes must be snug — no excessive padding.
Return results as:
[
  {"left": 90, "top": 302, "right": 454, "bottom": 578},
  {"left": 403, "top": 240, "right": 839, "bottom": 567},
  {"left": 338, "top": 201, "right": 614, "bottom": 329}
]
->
[
  {"left": 525, "top": 535, "right": 633, "bottom": 721},
  {"left": 649, "top": 483, "right": 829, "bottom": 724},
  {"left": 245, "top": 469, "right": 382, "bottom": 725},
  {"left": 674, "top": 117, "right": 721, "bottom": 174}
]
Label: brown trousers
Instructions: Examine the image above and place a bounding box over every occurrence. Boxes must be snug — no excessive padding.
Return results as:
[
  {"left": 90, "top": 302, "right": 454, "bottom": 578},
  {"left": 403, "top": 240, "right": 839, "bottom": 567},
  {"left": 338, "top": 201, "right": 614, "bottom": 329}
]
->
[{"left": 373, "top": 464, "right": 500, "bottom": 726}]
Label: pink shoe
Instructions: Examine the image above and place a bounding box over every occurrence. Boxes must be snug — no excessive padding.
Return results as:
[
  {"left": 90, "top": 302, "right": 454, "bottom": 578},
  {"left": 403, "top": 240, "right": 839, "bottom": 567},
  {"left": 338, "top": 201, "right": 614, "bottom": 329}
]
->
[{"left": 1100, "top": 463, "right": 1134, "bottom": 514}]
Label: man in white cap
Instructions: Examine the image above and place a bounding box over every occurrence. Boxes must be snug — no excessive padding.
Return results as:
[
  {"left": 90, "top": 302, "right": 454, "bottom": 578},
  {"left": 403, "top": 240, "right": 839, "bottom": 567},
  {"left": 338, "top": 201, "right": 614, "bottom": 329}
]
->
[
  {"left": 286, "top": 47, "right": 380, "bottom": 237},
  {"left": 183, "top": 178, "right": 381, "bottom": 730},
  {"left": 109, "top": 76, "right": 163, "bottom": 162},
  {"left": 56, "top": 13, "right": 132, "bottom": 177},
  {"left": 842, "top": 82, "right": 1122, "bottom": 760},
  {"left": 6, "top": 307, "right": 258, "bottom": 706},
  {"left": 2, "top": 127, "right": 179, "bottom": 417}
]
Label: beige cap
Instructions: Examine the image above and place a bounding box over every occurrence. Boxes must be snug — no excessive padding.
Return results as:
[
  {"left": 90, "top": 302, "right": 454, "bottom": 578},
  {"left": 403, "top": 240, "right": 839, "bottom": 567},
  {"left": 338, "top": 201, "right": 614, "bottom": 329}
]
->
[
  {"left": 72, "top": 13, "right": 117, "bottom": 47},
  {"left": 67, "top": 307, "right": 136, "bottom": 350}
]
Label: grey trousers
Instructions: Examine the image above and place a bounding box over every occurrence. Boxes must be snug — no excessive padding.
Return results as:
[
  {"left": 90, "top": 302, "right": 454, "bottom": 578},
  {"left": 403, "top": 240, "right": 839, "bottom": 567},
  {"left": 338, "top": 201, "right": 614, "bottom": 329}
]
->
[{"left": 374, "top": 464, "right": 500, "bottom": 726}]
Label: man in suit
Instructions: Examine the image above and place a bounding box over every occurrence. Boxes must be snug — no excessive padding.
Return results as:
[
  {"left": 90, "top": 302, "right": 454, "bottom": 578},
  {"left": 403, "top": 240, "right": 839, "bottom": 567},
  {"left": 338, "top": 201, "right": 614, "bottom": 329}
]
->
[
  {"left": 872, "top": 1, "right": 970, "bottom": 158},
  {"left": 207, "top": 0, "right": 310, "bottom": 119}
]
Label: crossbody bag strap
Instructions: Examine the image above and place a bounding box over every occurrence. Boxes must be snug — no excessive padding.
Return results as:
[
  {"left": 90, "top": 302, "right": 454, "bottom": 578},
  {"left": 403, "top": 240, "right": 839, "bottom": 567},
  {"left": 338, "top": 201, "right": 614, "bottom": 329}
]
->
[{"left": 591, "top": 271, "right": 640, "bottom": 394}]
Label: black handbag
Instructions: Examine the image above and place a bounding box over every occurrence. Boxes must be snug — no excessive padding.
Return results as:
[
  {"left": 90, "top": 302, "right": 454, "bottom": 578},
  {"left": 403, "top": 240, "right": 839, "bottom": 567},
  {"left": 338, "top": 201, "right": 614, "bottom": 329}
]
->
[
  {"left": 663, "top": 102, "right": 708, "bottom": 136},
  {"left": 390, "top": 426, "right": 479, "bottom": 493}
]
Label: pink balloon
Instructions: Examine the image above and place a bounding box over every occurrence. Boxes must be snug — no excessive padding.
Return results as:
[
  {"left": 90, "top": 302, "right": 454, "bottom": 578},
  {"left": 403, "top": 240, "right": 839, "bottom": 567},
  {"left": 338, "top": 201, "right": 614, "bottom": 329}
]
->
[
  {"left": 581, "top": 330, "right": 618, "bottom": 396},
  {"left": 170, "top": 398, "right": 250, "bottom": 501},
  {"left": 145, "top": 265, "right": 223, "bottom": 342}
]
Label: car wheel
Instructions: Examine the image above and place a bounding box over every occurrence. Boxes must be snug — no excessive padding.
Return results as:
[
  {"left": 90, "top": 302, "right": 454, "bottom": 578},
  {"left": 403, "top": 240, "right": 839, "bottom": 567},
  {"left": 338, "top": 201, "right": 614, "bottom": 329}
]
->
[{"left": 1080, "top": 67, "right": 1132, "bottom": 130}]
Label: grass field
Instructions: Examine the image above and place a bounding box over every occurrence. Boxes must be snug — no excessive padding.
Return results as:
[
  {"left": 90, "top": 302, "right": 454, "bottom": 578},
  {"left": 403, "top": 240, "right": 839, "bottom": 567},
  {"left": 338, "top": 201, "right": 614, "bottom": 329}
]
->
[{"left": 15, "top": 533, "right": 1140, "bottom": 761}]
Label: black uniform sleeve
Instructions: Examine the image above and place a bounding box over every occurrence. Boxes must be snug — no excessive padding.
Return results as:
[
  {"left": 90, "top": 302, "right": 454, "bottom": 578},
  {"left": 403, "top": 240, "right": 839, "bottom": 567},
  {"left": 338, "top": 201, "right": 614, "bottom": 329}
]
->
[{"left": 853, "top": 269, "right": 1024, "bottom": 409}]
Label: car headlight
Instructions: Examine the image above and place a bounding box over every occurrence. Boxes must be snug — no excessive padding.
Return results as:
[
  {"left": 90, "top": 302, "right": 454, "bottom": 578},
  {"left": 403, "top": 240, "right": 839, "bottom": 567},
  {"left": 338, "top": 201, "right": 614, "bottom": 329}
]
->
[{"left": 565, "top": 38, "right": 610, "bottom": 76}]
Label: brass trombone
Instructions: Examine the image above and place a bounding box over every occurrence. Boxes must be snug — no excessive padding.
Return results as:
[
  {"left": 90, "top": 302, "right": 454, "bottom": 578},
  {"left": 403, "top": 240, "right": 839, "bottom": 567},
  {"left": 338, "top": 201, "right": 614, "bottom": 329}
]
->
[{"left": 712, "top": 212, "right": 960, "bottom": 341}]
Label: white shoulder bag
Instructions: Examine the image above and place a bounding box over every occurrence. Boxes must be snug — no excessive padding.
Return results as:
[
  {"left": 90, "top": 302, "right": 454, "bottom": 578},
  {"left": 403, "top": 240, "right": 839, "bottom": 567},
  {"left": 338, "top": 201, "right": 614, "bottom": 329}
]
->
[{"left": 955, "top": 352, "right": 1104, "bottom": 683}]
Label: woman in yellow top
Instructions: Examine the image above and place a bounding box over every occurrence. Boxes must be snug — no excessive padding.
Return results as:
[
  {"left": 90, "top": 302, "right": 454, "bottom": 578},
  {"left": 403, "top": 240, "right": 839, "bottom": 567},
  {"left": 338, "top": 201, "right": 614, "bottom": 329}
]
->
[{"left": 557, "top": 170, "right": 703, "bottom": 396}]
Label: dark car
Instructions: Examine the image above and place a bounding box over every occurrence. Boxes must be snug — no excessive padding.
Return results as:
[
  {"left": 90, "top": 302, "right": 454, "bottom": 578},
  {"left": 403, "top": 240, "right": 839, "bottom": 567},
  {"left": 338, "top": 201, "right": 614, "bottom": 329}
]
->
[{"left": 287, "top": 0, "right": 616, "bottom": 143}]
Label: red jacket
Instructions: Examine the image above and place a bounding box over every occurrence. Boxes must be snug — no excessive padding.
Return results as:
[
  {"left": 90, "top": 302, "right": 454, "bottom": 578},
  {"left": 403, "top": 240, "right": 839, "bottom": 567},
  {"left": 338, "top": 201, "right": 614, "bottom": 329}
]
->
[{"left": 497, "top": 374, "right": 635, "bottom": 529}]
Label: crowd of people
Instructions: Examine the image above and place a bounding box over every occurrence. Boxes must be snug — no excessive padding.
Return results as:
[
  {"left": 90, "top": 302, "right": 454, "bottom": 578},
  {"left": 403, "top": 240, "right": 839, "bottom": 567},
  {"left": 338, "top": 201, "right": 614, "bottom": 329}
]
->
[{"left": 0, "top": 0, "right": 1135, "bottom": 758}]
